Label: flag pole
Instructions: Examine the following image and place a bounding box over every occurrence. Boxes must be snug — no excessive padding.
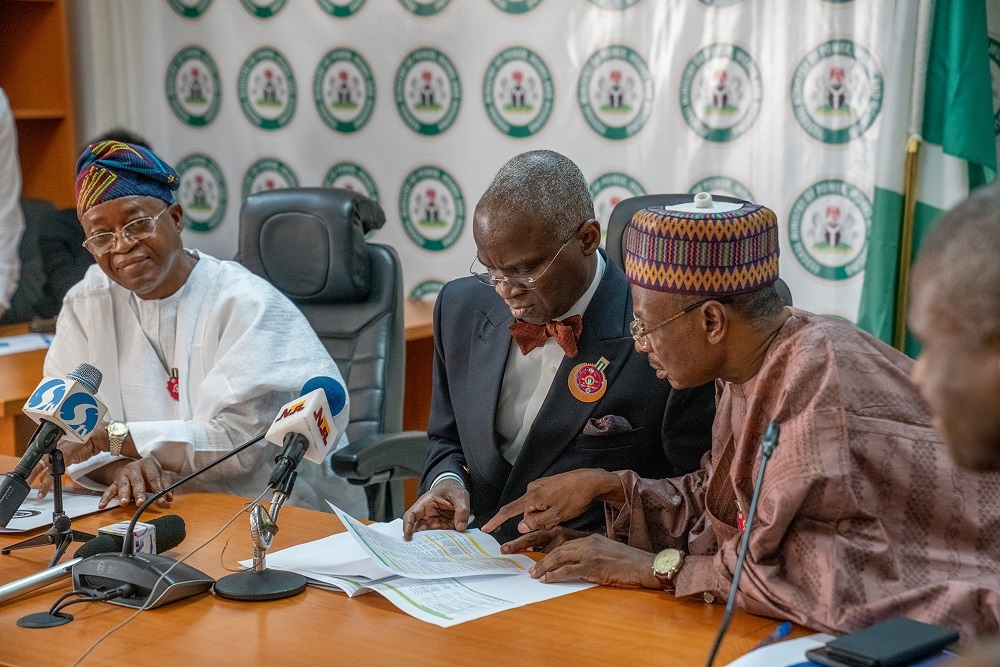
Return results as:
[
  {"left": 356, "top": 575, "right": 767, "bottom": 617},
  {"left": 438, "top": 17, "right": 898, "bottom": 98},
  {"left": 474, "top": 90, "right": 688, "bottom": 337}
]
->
[{"left": 893, "top": 135, "right": 921, "bottom": 351}]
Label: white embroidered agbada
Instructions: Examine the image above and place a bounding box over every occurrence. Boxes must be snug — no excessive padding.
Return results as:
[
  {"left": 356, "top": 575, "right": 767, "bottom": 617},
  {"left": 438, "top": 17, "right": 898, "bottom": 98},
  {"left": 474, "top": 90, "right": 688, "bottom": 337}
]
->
[{"left": 45, "top": 250, "right": 368, "bottom": 517}]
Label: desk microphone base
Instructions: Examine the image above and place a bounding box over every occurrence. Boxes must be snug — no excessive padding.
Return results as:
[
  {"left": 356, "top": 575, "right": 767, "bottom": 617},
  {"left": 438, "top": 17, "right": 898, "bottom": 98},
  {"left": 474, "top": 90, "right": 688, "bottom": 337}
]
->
[
  {"left": 73, "top": 553, "right": 214, "bottom": 609},
  {"left": 214, "top": 569, "right": 307, "bottom": 601}
]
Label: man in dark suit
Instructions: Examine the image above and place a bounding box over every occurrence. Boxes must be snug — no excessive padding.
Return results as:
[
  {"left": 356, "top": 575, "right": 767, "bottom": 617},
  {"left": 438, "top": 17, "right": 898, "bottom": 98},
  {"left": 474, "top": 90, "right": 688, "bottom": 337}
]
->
[{"left": 402, "top": 150, "right": 715, "bottom": 543}]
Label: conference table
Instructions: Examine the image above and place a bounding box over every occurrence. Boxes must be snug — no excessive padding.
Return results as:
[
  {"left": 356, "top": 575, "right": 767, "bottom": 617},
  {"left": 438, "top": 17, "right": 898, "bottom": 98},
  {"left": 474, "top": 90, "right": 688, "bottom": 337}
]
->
[{"left": 0, "top": 454, "right": 813, "bottom": 666}]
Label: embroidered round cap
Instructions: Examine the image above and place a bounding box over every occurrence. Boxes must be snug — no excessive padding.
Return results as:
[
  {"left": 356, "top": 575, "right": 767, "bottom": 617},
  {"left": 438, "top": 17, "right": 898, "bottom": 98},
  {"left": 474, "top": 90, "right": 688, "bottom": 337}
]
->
[
  {"left": 624, "top": 192, "right": 779, "bottom": 295},
  {"left": 75, "top": 141, "right": 180, "bottom": 217}
]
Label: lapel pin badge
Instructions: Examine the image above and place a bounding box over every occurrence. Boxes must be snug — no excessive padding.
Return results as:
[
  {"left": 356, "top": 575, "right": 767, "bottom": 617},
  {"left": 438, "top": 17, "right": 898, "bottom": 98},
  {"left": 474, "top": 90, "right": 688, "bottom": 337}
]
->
[{"left": 568, "top": 356, "right": 609, "bottom": 403}]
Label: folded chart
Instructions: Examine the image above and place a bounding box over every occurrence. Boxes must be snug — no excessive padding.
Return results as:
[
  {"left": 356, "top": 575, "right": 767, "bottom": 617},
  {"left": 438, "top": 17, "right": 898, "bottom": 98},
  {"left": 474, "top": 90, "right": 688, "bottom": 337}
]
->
[{"left": 247, "top": 505, "right": 594, "bottom": 627}]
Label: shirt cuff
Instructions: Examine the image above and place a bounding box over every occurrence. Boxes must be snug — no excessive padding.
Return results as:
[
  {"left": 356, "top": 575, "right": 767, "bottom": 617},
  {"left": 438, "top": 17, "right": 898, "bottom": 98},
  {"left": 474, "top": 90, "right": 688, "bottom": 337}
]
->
[
  {"left": 67, "top": 451, "right": 132, "bottom": 492},
  {"left": 431, "top": 472, "right": 465, "bottom": 489}
]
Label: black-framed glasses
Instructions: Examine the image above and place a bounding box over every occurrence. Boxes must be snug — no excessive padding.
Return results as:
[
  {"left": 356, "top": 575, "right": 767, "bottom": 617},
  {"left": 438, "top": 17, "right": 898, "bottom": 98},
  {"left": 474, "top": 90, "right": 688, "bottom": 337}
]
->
[
  {"left": 82, "top": 204, "right": 171, "bottom": 257},
  {"left": 630, "top": 297, "right": 734, "bottom": 349},
  {"left": 470, "top": 232, "right": 575, "bottom": 291}
]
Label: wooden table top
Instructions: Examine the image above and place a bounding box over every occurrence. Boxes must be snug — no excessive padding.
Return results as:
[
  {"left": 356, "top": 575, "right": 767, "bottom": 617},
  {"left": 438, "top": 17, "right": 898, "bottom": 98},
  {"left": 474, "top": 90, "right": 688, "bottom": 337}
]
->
[{"left": 0, "top": 457, "right": 811, "bottom": 667}]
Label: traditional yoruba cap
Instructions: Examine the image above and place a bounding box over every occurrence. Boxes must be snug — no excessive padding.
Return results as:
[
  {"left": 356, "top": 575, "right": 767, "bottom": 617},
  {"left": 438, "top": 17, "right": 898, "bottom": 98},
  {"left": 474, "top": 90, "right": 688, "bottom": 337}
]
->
[
  {"left": 624, "top": 193, "right": 779, "bottom": 295},
  {"left": 75, "top": 141, "right": 179, "bottom": 217}
]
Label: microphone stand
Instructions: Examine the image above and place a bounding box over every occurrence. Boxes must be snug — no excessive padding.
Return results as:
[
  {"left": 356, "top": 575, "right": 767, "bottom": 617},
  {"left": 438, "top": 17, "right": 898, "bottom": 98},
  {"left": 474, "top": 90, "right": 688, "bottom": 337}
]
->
[
  {"left": 705, "top": 422, "right": 781, "bottom": 667},
  {"left": 214, "top": 470, "right": 307, "bottom": 601},
  {"left": 71, "top": 434, "right": 267, "bottom": 609},
  {"left": 2, "top": 441, "right": 96, "bottom": 568}
]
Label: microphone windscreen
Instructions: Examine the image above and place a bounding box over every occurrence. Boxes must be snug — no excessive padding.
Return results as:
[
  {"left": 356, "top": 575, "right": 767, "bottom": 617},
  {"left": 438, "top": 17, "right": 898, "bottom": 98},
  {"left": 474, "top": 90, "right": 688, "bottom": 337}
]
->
[
  {"left": 301, "top": 376, "right": 347, "bottom": 414},
  {"left": 73, "top": 515, "right": 187, "bottom": 558}
]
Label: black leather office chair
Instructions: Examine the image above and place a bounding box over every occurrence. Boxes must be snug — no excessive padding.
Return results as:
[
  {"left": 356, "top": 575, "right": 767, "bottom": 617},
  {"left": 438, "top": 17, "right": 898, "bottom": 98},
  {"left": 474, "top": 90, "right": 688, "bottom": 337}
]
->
[
  {"left": 238, "top": 187, "right": 430, "bottom": 521},
  {"left": 605, "top": 193, "right": 793, "bottom": 306}
]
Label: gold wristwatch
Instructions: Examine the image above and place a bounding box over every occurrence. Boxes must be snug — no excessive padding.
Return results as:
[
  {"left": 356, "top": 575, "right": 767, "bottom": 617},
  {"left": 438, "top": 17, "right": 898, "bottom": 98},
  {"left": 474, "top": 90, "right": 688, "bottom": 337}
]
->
[
  {"left": 652, "top": 548, "right": 685, "bottom": 591},
  {"left": 107, "top": 421, "right": 129, "bottom": 457}
]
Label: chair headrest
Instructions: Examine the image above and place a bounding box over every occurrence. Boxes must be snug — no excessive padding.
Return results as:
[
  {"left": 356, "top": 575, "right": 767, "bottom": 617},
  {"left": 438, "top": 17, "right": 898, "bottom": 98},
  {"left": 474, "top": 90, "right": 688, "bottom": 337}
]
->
[{"left": 238, "top": 187, "right": 386, "bottom": 304}]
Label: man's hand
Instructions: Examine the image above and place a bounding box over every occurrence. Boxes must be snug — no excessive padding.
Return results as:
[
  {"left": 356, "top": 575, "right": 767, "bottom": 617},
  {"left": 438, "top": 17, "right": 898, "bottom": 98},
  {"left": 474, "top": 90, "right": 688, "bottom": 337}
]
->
[
  {"left": 29, "top": 440, "right": 103, "bottom": 497},
  {"left": 528, "top": 533, "right": 659, "bottom": 589},
  {"left": 96, "top": 457, "right": 173, "bottom": 509},
  {"left": 402, "top": 479, "right": 471, "bottom": 540},
  {"left": 500, "top": 526, "right": 590, "bottom": 554},
  {"left": 481, "top": 469, "right": 623, "bottom": 535}
]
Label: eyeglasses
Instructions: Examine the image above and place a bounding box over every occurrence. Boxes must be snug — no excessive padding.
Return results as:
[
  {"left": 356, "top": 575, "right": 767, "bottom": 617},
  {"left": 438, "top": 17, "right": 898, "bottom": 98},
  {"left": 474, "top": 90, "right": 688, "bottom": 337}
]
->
[
  {"left": 470, "top": 233, "right": 575, "bottom": 291},
  {"left": 630, "top": 297, "right": 733, "bottom": 349},
  {"left": 82, "top": 204, "right": 171, "bottom": 257}
]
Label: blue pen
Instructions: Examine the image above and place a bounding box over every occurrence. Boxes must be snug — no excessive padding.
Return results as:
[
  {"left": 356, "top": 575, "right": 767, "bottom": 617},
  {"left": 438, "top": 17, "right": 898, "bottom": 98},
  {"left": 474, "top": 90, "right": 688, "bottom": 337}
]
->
[{"left": 754, "top": 621, "right": 791, "bottom": 650}]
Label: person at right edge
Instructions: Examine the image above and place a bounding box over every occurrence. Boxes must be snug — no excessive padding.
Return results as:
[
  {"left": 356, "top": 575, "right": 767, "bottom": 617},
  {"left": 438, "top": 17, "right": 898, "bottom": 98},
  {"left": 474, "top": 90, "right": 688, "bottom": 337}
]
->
[
  {"left": 909, "top": 184, "right": 1000, "bottom": 662},
  {"left": 403, "top": 150, "right": 716, "bottom": 544},
  {"left": 484, "top": 194, "right": 1000, "bottom": 645}
]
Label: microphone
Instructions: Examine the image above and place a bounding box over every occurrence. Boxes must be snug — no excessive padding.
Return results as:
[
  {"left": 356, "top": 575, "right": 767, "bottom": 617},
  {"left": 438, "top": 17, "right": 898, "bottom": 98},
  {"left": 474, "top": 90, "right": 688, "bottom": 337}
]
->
[
  {"left": 212, "top": 377, "right": 347, "bottom": 603},
  {"left": 705, "top": 421, "right": 781, "bottom": 667},
  {"left": 0, "top": 516, "right": 185, "bottom": 606},
  {"left": 71, "top": 431, "right": 273, "bottom": 609},
  {"left": 0, "top": 364, "right": 108, "bottom": 527},
  {"left": 265, "top": 376, "right": 347, "bottom": 491}
]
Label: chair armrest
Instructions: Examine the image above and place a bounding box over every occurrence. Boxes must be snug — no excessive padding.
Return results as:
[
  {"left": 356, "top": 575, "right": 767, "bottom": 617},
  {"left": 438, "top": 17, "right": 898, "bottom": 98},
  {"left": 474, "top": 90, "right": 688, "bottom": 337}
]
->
[{"left": 330, "top": 431, "right": 430, "bottom": 484}]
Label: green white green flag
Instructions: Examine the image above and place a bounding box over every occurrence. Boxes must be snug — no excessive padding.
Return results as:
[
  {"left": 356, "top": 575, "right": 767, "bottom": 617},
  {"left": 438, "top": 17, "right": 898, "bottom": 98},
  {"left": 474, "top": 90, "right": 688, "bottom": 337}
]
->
[{"left": 857, "top": 0, "right": 997, "bottom": 356}]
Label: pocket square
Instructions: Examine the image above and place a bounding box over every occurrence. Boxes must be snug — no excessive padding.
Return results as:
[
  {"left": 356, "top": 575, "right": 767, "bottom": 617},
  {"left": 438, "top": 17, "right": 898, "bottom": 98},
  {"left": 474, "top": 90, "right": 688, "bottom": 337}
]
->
[{"left": 583, "top": 415, "right": 633, "bottom": 436}]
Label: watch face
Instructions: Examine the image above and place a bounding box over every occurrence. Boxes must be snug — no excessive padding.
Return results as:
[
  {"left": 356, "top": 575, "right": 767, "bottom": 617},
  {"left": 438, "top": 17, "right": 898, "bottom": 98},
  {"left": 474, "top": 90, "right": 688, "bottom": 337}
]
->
[
  {"left": 108, "top": 422, "right": 128, "bottom": 437},
  {"left": 654, "top": 549, "right": 682, "bottom": 574}
]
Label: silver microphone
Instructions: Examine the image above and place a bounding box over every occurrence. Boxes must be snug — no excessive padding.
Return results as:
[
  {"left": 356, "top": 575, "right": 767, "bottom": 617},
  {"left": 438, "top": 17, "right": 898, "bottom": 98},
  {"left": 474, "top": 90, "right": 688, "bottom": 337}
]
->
[{"left": 0, "top": 558, "right": 80, "bottom": 605}]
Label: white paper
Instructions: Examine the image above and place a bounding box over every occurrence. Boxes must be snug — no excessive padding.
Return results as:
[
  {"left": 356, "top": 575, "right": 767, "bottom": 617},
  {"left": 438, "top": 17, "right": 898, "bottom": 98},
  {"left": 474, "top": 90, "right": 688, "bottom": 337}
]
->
[
  {"left": 723, "top": 634, "right": 834, "bottom": 667},
  {"left": 0, "top": 489, "right": 119, "bottom": 533},
  {"left": 300, "top": 570, "right": 594, "bottom": 627},
  {"left": 331, "top": 503, "right": 534, "bottom": 579},
  {"left": 248, "top": 504, "right": 596, "bottom": 626},
  {"left": 0, "top": 333, "right": 51, "bottom": 356}
]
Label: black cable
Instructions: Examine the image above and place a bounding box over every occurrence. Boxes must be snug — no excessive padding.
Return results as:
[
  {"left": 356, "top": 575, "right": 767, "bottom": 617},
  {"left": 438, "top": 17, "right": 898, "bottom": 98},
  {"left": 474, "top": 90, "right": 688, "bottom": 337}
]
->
[{"left": 50, "top": 585, "right": 135, "bottom": 617}]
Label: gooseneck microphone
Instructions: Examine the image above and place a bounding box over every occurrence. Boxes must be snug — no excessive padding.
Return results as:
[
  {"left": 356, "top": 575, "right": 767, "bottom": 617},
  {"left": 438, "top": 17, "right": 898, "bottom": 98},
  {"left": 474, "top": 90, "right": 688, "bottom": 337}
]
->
[
  {"left": 214, "top": 376, "right": 348, "bottom": 602},
  {"left": 71, "top": 433, "right": 268, "bottom": 609},
  {"left": 705, "top": 421, "right": 781, "bottom": 667},
  {"left": 0, "top": 515, "right": 185, "bottom": 607},
  {"left": 0, "top": 364, "right": 108, "bottom": 527}
]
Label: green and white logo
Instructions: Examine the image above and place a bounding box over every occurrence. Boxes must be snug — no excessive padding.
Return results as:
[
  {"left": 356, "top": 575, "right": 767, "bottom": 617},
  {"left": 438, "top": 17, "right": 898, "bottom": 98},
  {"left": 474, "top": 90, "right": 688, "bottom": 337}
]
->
[
  {"left": 315, "top": 0, "right": 367, "bottom": 17},
  {"left": 241, "top": 157, "right": 299, "bottom": 201},
  {"left": 240, "top": 0, "right": 287, "bottom": 17},
  {"left": 790, "top": 40, "right": 883, "bottom": 144},
  {"left": 395, "top": 48, "right": 461, "bottom": 136},
  {"left": 988, "top": 35, "right": 1000, "bottom": 136},
  {"left": 399, "top": 165, "right": 465, "bottom": 252},
  {"left": 577, "top": 45, "right": 654, "bottom": 140},
  {"left": 398, "top": 0, "right": 451, "bottom": 16},
  {"left": 314, "top": 48, "right": 376, "bottom": 133},
  {"left": 586, "top": 0, "right": 641, "bottom": 9},
  {"left": 482, "top": 47, "right": 554, "bottom": 138},
  {"left": 323, "top": 161, "right": 380, "bottom": 203},
  {"left": 165, "top": 46, "right": 221, "bottom": 127},
  {"left": 589, "top": 172, "right": 646, "bottom": 243},
  {"left": 176, "top": 153, "right": 227, "bottom": 233},
  {"left": 679, "top": 43, "right": 762, "bottom": 143},
  {"left": 788, "top": 179, "right": 872, "bottom": 281},
  {"left": 489, "top": 0, "right": 543, "bottom": 12},
  {"left": 167, "top": 0, "right": 212, "bottom": 18},
  {"left": 409, "top": 279, "right": 445, "bottom": 301},
  {"left": 238, "top": 47, "right": 297, "bottom": 131},
  {"left": 687, "top": 176, "right": 754, "bottom": 203}
]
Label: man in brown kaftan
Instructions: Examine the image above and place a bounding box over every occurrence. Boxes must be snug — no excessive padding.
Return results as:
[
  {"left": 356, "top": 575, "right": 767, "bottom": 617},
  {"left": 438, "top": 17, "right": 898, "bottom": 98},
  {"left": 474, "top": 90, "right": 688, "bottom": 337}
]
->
[{"left": 484, "top": 195, "right": 1000, "bottom": 644}]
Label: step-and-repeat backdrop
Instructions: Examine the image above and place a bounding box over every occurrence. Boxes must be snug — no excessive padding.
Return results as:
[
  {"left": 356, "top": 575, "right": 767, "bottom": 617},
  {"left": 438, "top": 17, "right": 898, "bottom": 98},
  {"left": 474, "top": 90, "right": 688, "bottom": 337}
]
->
[{"left": 136, "top": 0, "right": 906, "bottom": 317}]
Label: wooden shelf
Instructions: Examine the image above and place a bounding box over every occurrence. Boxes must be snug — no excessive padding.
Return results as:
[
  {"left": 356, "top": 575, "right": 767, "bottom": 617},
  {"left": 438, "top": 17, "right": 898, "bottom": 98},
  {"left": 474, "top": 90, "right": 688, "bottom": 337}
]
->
[
  {"left": 0, "top": 0, "right": 77, "bottom": 208},
  {"left": 12, "top": 108, "right": 66, "bottom": 121}
]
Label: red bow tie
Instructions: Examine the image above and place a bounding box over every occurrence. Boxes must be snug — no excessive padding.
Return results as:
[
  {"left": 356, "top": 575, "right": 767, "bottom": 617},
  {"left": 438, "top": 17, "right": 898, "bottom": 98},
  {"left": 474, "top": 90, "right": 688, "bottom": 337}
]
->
[{"left": 509, "top": 314, "right": 583, "bottom": 358}]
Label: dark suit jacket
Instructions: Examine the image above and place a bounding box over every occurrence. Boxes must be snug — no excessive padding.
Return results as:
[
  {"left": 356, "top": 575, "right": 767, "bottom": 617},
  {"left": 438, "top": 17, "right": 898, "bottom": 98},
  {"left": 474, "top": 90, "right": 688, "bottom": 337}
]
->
[{"left": 421, "top": 251, "right": 716, "bottom": 543}]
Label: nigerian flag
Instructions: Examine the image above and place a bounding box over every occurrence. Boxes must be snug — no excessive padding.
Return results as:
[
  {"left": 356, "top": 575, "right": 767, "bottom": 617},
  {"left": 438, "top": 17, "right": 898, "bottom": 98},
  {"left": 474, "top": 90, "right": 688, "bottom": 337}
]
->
[{"left": 857, "top": 0, "right": 997, "bottom": 357}]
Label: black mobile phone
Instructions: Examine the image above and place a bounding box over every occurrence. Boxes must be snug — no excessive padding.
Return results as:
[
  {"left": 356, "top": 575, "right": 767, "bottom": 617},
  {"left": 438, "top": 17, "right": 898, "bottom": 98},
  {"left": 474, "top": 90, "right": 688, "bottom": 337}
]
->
[{"left": 805, "top": 646, "right": 873, "bottom": 667}]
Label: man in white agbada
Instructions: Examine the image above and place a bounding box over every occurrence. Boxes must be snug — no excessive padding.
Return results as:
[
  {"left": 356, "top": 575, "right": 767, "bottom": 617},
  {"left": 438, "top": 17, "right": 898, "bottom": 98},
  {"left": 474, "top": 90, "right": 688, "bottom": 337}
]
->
[{"left": 32, "top": 140, "right": 367, "bottom": 517}]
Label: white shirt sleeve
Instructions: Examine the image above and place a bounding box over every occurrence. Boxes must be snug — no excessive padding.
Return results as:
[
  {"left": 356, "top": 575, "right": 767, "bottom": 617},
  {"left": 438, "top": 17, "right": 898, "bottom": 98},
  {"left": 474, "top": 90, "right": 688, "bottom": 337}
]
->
[{"left": 0, "top": 89, "right": 25, "bottom": 310}]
